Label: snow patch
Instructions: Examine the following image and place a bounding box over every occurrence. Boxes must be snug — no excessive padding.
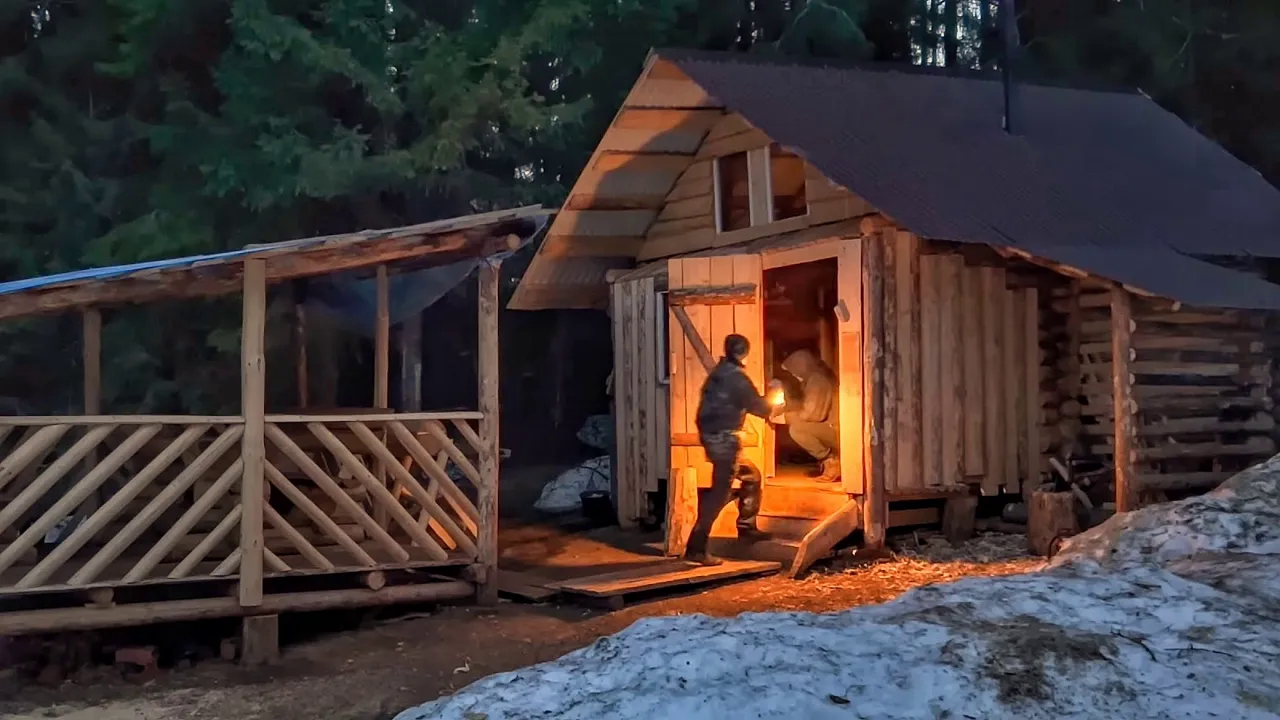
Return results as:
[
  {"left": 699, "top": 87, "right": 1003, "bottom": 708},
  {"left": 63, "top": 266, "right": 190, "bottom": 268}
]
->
[{"left": 400, "top": 458, "right": 1280, "bottom": 720}]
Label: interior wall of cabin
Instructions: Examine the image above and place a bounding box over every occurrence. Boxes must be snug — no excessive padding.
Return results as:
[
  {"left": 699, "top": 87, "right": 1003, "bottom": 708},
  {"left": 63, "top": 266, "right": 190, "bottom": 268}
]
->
[{"left": 762, "top": 258, "right": 839, "bottom": 473}]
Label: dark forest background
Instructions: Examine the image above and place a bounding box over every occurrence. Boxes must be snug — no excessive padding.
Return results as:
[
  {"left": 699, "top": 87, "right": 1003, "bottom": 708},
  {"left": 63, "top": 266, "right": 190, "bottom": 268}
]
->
[{"left": 3, "top": 0, "right": 1278, "bottom": 463}]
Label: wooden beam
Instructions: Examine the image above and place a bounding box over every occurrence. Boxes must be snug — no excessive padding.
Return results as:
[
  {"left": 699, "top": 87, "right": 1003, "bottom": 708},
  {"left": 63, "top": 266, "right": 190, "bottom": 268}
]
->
[
  {"left": 667, "top": 284, "right": 757, "bottom": 306},
  {"left": 789, "top": 498, "right": 861, "bottom": 578},
  {"left": 82, "top": 308, "right": 101, "bottom": 414},
  {"left": 1111, "top": 286, "right": 1136, "bottom": 513},
  {"left": 372, "top": 264, "right": 391, "bottom": 531},
  {"left": 239, "top": 258, "right": 267, "bottom": 608},
  {"left": 0, "top": 225, "right": 529, "bottom": 321},
  {"left": 670, "top": 306, "right": 716, "bottom": 372},
  {"left": 476, "top": 260, "right": 501, "bottom": 605},
  {"left": 862, "top": 238, "right": 887, "bottom": 548},
  {"left": 374, "top": 266, "right": 390, "bottom": 409},
  {"left": 293, "top": 299, "right": 309, "bottom": 408}
]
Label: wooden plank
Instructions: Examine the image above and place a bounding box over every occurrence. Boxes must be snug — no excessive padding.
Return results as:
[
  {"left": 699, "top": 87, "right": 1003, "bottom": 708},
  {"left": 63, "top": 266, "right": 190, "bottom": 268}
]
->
[
  {"left": 731, "top": 254, "right": 767, "bottom": 481},
  {"left": 632, "top": 277, "right": 652, "bottom": 522},
  {"left": 640, "top": 277, "right": 663, "bottom": 495},
  {"left": 1003, "top": 287, "right": 1022, "bottom": 495},
  {"left": 549, "top": 559, "right": 780, "bottom": 598},
  {"left": 373, "top": 265, "right": 390, "bottom": 531},
  {"left": 837, "top": 238, "right": 865, "bottom": 495},
  {"left": 555, "top": 209, "right": 657, "bottom": 237},
  {"left": 1022, "top": 288, "right": 1040, "bottom": 493},
  {"left": 789, "top": 498, "right": 861, "bottom": 578},
  {"left": 497, "top": 569, "right": 558, "bottom": 602},
  {"left": 665, "top": 466, "right": 698, "bottom": 557},
  {"left": 894, "top": 232, "right": 921, "bottom": 492},
  {"left": 980, "top": 267, "right": 1006, "bottom": 496},
  {"left": 919, "top": 254, "right": 942, "bottom": 489},
  {"left": 611, "top": 282, "right": 635, "bottom": 528},
  {"left": 960, "top": 267, "right": 985, "bottom": 476},
  {"left": 476, "top": 260, "right": 501, "bottom": 603},
  {"left": 680, "top": 258, "right": 712, "bottom": 477},
  {"left": 240, "top": 258, "right": 267, "bottom": 608},
  {"left": 862, "top": 236, "right": 887, "bottom": 549},
  {"left": 82, "top": 308, "right": 101, "bottom": 414},
  {"left": 667, "top": 284, "right": 757, "bottom": 306},
  {"left": 1111, "top": 287, "right": 1136, "bottom": 512},
  {"left": 939, "top": 255, "right": 964, "bottom": 486},
  {"left": 666, "top": 259, "right": 688, "bottom": 482},
  {"left": 880, "top": 232, "right": 899, "bottom": 496}
]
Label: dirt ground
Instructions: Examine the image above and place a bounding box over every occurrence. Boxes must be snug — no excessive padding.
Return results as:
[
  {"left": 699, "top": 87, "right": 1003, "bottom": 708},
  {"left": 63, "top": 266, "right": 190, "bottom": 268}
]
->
[{"left": 0, "top": 523, "right": 1040, "bottom": 720}]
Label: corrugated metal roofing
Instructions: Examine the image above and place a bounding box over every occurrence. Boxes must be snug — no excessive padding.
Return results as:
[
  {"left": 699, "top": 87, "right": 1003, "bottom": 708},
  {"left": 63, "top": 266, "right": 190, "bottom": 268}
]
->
[
  {"left": 0, "top": 206, "right": 547, "bottom": 297},
  {"left": 659, "top": 50, "right": 1280, "bottom": 309}
]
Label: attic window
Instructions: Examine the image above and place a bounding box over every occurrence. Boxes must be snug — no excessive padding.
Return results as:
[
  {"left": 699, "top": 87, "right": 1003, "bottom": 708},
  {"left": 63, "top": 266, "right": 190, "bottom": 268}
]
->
[
  {"left": 715, "top": 151, "right": 751, "bottom": 232},
  {"left": 770, "top": 145, "right": 808, "bottom": 221}
]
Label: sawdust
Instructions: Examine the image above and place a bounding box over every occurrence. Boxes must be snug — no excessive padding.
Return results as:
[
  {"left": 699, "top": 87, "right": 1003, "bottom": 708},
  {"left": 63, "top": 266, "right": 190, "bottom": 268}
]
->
[{"left": 828, "top": 531, "right": 1044, "bottom": 593}]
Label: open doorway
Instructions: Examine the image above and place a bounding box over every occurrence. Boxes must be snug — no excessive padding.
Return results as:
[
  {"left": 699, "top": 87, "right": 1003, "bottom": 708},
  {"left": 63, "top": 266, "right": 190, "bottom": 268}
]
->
[{"left": 763, "top": 257, "right": 840, "bottom": 483}]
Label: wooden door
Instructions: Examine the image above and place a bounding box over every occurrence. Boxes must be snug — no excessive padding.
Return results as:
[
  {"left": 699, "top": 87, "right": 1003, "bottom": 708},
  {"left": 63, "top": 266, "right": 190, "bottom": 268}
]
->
[
  {"left": 664, "top": 254, "right": 766, "bottom": 553},
  {"left": 836, "top": 238, "right": 865, "bottom": 495}
]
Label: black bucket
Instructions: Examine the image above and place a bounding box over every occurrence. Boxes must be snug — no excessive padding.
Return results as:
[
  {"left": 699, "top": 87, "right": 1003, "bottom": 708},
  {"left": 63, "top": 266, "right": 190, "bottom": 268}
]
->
[{"left": 580, "top": 490, "right": 616, "bottom": 528}]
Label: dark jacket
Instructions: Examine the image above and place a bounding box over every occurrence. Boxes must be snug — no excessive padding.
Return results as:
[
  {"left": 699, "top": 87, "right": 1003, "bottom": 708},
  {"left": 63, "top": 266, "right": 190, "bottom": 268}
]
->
[{"left": 696, "top": 357, "right": 773, "bottom": 436}]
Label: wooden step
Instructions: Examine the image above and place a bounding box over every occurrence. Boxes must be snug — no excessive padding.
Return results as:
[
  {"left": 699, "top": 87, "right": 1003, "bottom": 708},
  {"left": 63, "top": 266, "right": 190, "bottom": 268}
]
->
[
  {"left": 547, "top": 559, "right": 781, "bottom": 609},
  {"left": 758, "top": 481, "right": 849, "bottom": 520}
]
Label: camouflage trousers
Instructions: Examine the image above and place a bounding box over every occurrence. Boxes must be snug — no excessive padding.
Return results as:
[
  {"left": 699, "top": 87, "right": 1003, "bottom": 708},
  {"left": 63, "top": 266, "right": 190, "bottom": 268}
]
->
[{"left": 686, "top": 430, "right": 761, "bottom": 556}]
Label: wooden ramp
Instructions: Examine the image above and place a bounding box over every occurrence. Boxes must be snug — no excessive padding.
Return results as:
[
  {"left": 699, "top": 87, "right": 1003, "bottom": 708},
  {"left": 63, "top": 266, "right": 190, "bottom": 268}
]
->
[{"left": 546, "top": 559, "right": 780, "bottom": 609}]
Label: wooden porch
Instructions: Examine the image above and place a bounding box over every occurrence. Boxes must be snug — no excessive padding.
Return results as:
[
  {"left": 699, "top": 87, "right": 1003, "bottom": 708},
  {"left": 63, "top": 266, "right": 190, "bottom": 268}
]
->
[{"left": 0, "top": 207, "right": 546, "bottom": 643}]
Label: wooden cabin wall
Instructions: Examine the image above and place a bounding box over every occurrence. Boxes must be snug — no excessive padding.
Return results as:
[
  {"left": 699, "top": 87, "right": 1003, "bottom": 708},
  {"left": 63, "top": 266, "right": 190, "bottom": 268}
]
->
[
  {"left": 637, "top": 113, "right": 876, "bottom": 262},
  {"left": 1055, "top": 286, "right": 1277, "bottom": 502},
  {"left": 609, "top": 275, "right": 669, "bottom": 528},
  {"left": 883, "top": 233, "right": 1043, "bottom": 496}
]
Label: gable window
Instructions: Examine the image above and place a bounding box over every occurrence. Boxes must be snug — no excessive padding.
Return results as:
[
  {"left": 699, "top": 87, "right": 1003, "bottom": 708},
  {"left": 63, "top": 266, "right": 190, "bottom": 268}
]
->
[
  {"left": 715, "top": 151, "right": 751, "bottom": 232},
  {"left": 770, "top": 145, "right": 808, "bottom": 221},
  {"left": 714, "top": 145, "right": 809, "bottom": 234}
]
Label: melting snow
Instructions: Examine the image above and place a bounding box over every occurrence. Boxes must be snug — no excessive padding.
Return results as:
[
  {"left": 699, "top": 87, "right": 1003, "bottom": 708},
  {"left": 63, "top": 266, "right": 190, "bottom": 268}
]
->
[{"left": 398, "top": 457, "right": 1280, "bottom": 720}]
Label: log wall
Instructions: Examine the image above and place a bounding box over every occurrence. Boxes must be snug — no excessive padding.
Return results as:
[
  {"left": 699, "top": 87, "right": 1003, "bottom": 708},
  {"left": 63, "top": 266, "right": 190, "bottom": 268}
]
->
[{"left": 1050, "top": 283, "right": 1277, "bottom": 502}]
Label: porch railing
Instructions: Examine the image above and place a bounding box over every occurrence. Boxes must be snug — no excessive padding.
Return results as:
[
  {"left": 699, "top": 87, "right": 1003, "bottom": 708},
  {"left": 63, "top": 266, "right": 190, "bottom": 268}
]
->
[{"left": 0, "top": 411, "right": 491, "bottom": 600}]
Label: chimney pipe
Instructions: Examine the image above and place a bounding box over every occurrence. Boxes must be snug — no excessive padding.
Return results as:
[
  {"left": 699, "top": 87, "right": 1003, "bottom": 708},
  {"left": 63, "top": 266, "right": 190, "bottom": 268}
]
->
[{"left": 1001, "top": 0, "right": 1020, "bottom": 134}]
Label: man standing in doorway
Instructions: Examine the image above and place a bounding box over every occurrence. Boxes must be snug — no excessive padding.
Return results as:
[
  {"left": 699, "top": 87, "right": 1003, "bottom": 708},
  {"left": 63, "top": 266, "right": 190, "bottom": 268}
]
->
[
  {"left": 780, "top": 349, "right": 840, "bottom": 482},
  {"left": 686, "top": 334, "right": 777, "bottom": 566}
]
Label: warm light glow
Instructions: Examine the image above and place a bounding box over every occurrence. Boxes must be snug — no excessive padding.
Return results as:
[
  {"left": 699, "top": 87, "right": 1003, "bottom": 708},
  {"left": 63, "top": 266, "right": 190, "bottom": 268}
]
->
[{"left": 769, "top": 388, "right": 786, "bottom": 406}]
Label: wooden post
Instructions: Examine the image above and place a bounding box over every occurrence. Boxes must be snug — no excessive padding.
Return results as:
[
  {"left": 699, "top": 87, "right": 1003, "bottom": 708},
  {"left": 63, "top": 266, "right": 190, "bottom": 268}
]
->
[
  {"left": 82, "top": 308, "right": 101, "bottom": 414},
  {"left": 239, "top": 258, "right": 267, "bottom": 608},
  {"left": 80, "top": 307, "right": 103, "bottom": 514},
  {"left": 1110, "top": 286, "right": 1137, "bottom": 512},
  {"left": 476, "top": 260, "right": 501, "bottom": 605},
  {"left": 373, "top": 265, "right": 390, "bottom": 529},
  {"left": 240, "top": 614, "right": 279, "bottom": 665},
  {"left": 399, "top": 314, "right": 423, "bottom": 412},
  {"left": 294, "top": 298, "right": 309, "bottom": 409},
  {"left": 374, "top": 265, "right": 390, "bottom": 409},
  {"left": 862, "top": 236, "right": 887, "bottom": 549}
]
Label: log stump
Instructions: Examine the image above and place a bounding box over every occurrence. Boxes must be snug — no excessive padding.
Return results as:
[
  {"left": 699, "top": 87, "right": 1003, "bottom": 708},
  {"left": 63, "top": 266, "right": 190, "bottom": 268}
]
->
[
  {"left": 1027, "top": 489, "right": 1079, "bottom": 557},
  {"left": 941, "top": 494, "right": 978, "bottom": 544}
]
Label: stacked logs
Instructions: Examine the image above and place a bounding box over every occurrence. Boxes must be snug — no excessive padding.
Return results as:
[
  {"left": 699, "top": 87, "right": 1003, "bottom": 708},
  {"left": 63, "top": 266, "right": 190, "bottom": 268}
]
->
[{"left": 1059, "top": 287, "right": 1276, "bottom": 504}]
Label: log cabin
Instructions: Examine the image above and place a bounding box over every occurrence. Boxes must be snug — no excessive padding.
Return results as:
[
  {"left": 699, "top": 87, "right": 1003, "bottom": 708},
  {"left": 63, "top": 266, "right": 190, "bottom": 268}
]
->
[{"left": 510, "top": 49, "right": 1280, "bottom": 567}]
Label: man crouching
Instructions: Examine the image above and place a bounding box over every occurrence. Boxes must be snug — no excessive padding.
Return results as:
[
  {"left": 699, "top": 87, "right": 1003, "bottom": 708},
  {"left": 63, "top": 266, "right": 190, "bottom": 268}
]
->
[{"left": 685, "top": 334, "right": 778, "bottom": 566}]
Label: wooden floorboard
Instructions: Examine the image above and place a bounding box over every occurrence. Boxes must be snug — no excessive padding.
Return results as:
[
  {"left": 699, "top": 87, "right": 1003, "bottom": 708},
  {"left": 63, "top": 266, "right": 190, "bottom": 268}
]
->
[{"left": 546, "top": 559, "right": 780, "bottom": 599}]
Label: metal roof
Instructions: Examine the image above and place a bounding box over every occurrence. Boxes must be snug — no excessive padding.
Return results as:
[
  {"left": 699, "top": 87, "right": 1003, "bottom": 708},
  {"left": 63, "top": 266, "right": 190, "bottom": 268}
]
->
[{"left": 650, "top": 50, "right": 1280, "bottom": 309}]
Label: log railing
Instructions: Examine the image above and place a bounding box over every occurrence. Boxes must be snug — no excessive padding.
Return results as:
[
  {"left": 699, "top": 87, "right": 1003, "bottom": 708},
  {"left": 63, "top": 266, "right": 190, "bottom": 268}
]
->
[{"left": 0, "top": 411, "right": 492, "bottom": 599}]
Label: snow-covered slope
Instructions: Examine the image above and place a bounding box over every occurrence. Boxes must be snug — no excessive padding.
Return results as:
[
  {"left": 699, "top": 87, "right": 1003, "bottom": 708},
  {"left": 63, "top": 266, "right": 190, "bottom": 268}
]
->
[{"left": 398, "top": 458, "right": 1280, "bottom": 720}]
